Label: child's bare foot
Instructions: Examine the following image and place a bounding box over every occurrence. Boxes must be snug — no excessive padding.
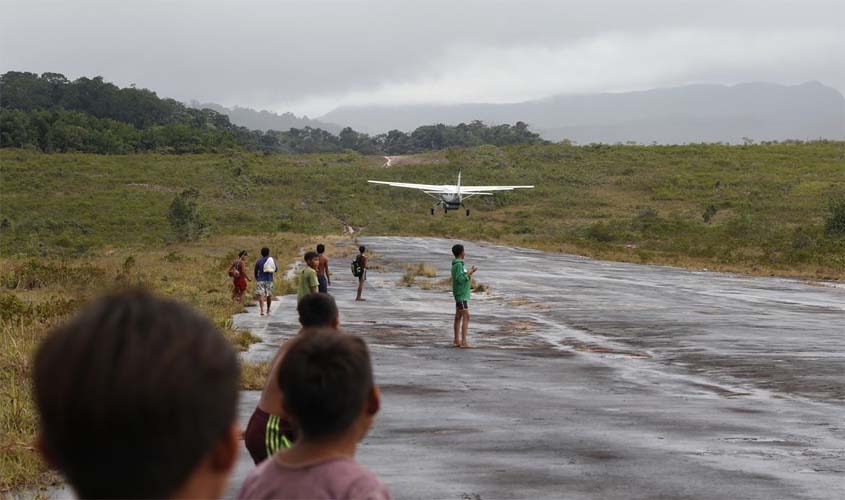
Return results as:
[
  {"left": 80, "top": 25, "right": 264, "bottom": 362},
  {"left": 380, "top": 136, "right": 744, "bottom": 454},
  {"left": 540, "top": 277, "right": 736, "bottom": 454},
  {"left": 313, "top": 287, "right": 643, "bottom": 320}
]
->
[
  {"left": 460, "top": 343, "right": 473, "bottom": 348},
  {"left": 452, "top": 341, "right": 460, "bottom": 347},
  {"left": 355, "top": 298, "right": 366, "bottom": 301}
]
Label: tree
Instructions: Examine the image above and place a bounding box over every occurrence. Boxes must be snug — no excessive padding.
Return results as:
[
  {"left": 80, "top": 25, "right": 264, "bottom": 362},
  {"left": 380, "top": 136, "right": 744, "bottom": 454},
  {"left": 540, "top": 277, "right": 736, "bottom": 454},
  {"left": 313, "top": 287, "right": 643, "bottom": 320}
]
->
[
  {"left": 825, "top": 196, "right": 845, "bottom": 237},
  {"left": 167, "top": 189, "right": 208, "bottom": 241}
]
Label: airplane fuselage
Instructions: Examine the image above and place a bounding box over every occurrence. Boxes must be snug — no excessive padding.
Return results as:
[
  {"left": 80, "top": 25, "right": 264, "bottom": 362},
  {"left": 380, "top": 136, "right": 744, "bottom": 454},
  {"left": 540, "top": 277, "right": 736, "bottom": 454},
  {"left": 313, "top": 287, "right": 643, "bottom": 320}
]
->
[{"left": 440, "top": 192, "right": 462, "bottom": 210}]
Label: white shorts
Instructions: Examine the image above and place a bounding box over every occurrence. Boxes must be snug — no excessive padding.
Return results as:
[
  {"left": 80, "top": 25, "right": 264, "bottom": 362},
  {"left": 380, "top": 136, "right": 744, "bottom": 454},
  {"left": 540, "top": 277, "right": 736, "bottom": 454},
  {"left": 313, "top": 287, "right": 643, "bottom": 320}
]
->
[{"left": 255, "top": 280, "right": 274, "bottom": 297}]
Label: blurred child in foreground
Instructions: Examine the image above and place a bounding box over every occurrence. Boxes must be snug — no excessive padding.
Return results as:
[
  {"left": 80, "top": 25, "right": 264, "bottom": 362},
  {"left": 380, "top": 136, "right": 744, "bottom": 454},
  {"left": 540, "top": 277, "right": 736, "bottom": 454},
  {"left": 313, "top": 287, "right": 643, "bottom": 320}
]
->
[
  {"left": 33, "top": 288, "right": 240, "bottom": 499},
  {"left": 238, "top": 331, "right": 390, "bottom": 500}
]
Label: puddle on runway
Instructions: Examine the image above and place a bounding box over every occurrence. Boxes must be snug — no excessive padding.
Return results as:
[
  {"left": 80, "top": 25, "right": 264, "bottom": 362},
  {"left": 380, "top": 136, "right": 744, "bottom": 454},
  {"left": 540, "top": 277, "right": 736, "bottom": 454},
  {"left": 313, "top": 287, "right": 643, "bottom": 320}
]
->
[{"left": 342, "top": 236, "right": 845, "bottom": 403}]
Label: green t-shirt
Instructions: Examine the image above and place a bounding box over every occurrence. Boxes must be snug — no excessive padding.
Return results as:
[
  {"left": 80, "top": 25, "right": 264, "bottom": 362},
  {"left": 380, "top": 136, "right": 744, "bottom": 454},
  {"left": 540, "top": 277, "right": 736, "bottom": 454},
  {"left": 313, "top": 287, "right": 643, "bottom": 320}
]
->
[
  {"left": 451, "top": 258, "right": 471, "bottom": 302},
  {"left": 297, "top": 267, "right": 319, "bottom": 302}
]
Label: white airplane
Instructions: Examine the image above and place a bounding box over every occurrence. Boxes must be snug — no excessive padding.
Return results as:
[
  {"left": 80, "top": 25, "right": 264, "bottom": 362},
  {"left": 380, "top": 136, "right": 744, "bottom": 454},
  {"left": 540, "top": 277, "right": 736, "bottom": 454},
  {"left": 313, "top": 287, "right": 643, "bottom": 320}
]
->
[{"left": 368, "top": 172, "right": 534, "bottom": 216}]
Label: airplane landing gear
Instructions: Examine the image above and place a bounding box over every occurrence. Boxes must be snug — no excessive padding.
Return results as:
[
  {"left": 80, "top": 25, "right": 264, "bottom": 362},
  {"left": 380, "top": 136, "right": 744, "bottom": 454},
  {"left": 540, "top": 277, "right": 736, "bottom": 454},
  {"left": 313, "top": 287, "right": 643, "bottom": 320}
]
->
[
  {"left": 430, "top": 208, "right": 435, "bottom": 216},
  {"left": 466, "top": 209, "right": 470, "bottom": 216}
]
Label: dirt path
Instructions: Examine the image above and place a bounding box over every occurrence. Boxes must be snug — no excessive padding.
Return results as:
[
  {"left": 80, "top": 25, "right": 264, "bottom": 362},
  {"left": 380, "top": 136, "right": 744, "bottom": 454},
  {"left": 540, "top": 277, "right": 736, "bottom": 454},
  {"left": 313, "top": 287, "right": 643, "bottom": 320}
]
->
[{"left": 380, "top": 154, "right": 447, "bottom": 168}]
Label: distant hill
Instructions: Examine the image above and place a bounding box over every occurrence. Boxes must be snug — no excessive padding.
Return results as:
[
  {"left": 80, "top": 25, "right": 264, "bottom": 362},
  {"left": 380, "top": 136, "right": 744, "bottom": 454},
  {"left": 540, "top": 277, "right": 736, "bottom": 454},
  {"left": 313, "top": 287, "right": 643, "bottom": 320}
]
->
[
  {"left": 319, "top": 82, "right": 845, "bottom": 144},
  {"left": 1, "top": 72, "right": 543, "bottom": 155},
  {"left": 189, "top": 101, "right": 343, "bottom": 134}
]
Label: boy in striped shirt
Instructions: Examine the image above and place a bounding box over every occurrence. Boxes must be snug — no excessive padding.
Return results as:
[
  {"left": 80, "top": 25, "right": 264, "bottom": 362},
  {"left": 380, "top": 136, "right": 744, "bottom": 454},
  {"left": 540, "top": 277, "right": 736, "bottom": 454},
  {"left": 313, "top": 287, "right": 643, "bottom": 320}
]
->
[{"left": 244, "top": 293, "right": 340, "bottom": 464}]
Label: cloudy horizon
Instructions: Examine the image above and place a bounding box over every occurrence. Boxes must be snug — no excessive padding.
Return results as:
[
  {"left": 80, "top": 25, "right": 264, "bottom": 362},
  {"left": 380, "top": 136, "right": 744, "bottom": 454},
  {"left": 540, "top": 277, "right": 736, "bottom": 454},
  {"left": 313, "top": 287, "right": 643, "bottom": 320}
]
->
[{"left": 2, "top": 0, "right": 843, "bottom": 118}]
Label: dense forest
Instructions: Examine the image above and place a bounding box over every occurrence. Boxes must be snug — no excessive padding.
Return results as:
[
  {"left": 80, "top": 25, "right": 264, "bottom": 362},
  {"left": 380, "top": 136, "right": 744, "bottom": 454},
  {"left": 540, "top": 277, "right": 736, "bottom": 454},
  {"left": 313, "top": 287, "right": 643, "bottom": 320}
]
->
[{"left": 0, "top": 72, "right": 546, "bottom": 154}]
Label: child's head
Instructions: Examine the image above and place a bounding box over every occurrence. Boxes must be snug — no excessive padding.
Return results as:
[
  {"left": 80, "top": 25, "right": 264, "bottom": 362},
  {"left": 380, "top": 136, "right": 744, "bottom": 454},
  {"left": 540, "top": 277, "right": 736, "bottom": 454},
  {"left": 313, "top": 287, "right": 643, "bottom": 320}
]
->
[
  {"left": 452, "top": 244, "right": 465, "bottom": 258},
  {"left": 304, "top": 250, "right": 319, "bottom": 269},
  {"left": 278, "top": 331, "right": 379, "bottom": 442},
  {"left": 33, "top": 288, "right": 240, "bottom": 499},
  {"left": 359, "top": 245, "right": 366, "bottom": 254},
  {"left": 239, "top": 250, "right": 248, "bottom": 260},
  {"left": 261, "top": 247, "right": 270, "bottom": 257},
  {"left": 297, "top": 293, "right": 340, "bottom": 329},
  {"left": 316, "top": 243, "right": 325, "bottom": 254}
]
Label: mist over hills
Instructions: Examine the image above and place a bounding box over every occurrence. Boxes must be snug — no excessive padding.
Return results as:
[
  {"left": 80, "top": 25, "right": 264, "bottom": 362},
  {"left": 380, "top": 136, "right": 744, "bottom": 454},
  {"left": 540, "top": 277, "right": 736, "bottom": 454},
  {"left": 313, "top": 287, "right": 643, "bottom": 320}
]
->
[
  {"left": 318, "top": 82, "right": 845, "bottom": 144},
  {"left": 188, "top": 101, "right": 343, "bottom": 134}
]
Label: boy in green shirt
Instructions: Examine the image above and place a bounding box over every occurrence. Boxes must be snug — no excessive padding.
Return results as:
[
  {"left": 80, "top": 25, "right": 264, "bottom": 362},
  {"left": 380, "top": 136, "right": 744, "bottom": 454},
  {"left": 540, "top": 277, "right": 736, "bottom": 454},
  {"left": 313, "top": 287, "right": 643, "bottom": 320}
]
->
[
  {"left": 297, "top": 251, "right": 320, "bottom": 303},
  {"left": 451, "top": 244, "right": 477, "bottom": 348}
]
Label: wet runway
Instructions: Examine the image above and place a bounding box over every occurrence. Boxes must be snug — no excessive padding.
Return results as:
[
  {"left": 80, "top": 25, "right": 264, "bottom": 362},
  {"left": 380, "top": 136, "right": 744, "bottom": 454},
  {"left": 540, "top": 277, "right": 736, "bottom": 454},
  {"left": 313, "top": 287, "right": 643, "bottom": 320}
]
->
[{"left": 229, "top": 237, "right": 844, "bottom": 499}]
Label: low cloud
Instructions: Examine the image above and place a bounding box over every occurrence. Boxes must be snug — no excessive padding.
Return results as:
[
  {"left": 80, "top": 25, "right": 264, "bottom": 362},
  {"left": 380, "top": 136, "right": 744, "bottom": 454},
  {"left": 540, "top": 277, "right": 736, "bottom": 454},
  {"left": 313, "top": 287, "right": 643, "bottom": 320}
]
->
[
  {"left": 285, "top": 28, "right": 844, "bottom": 116},
  {"left": 2, "top": 0, "right": 843, "bottom": 117}
]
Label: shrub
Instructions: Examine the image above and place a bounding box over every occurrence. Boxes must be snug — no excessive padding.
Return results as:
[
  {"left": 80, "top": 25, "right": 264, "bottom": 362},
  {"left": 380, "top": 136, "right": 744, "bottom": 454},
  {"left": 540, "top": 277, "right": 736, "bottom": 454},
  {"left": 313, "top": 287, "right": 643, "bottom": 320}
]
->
[
  {"left": 398, "top": 268, "right": 417, "bottom": 287},
  {"left": 825, "top": 196, "right": 845, "bottom": 237},
  {"left": 632, "top": 207, "right": 658, "bottom": 231},
  {"left": 471, "top": 279, "right": 489, "bottom": 293},
  {"left": 1, "top": 260, "right": 106, "bottom": 290},
  {"left": 702, "top": 205, "right": 718, "bottom": 223},
  {"left": 167, "top": 188, "right": 208, "bottom": 241},
  {"left": 414, "top": 263, "right": 438, "bottom": 278},
  {"left": 586, "top": 222, "right": 617, "bottom": 242}
]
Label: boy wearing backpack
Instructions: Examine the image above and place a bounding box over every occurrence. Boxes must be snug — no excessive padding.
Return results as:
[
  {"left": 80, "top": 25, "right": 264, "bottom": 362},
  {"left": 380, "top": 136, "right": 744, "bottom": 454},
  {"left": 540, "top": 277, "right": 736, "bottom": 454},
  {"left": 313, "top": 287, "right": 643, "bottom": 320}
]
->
[
  {"left": 255, "top": 247, "right": 279, "bottom": 316},
  {"left": 353, "top": 246, "right": 368, "bottom": 301}
]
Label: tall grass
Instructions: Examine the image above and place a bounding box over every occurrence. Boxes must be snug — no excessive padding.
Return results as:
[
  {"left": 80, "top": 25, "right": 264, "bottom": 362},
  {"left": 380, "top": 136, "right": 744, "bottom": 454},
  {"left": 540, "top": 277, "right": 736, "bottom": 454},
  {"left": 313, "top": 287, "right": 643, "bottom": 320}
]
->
[
  {"left": 0, "top": 234, "right": 306, "bottom": 492},
  {"left": 2, "top": 143, "right": 842, "bottom": 277},
  {"left": 397, "top": 263, "right": 439, "bottom": 286}
]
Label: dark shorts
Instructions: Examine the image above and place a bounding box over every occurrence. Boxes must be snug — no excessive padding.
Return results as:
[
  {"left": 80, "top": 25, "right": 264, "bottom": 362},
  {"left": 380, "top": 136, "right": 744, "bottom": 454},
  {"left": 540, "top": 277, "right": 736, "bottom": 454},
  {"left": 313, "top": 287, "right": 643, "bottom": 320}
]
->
[
  {"left": 456, "top": 300, "right": 469, "bottom": 311},
  {"left": 317, "top": 274, "right": 328, "bottom": 293},
  {"left": 244, "top": 407, "right": 295, "bottom": 465},
  {"left": 358, "top": 270, "right": 367, "bottom": 282}
]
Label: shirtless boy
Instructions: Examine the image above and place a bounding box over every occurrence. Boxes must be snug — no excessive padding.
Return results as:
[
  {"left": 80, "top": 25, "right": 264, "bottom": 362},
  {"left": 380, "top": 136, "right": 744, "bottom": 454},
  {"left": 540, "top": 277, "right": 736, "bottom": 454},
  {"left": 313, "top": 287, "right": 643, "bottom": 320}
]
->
[
  {"left": 355, "top": 245, "right": 368, "bottom": 301},
  {"left": 316, "top": 243, "right": 331, "bottom": 293}
]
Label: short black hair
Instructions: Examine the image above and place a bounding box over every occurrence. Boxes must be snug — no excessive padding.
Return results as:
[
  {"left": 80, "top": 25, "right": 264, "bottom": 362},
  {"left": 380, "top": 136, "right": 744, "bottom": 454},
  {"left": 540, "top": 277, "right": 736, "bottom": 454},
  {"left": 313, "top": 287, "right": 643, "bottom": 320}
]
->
[
  {"left": 33, "top": 288, "right": 239, "bottom": 499},
  {"left": 238, "top": 250, "right": 248, "bottom": 258},
  {"left": 452, "top": 244, "right": 464, "bottom": 257},
  {"left": 359, "top": 245, "right": 366, "bottom": 254},
  {"left": 261, "top": 247, "right": 270, "bottom": 257},
  {"left": 297, "top": 293, "right": 339, "bottom": 328},
  {"left": 316, "top": 244, "right": 325, "bottom": 254},
  {"left": 304, "top": 251, "right": 319, "bottom": 262},
  {"left": 278, "top": 331, "right": 373, "bottom": 440}
]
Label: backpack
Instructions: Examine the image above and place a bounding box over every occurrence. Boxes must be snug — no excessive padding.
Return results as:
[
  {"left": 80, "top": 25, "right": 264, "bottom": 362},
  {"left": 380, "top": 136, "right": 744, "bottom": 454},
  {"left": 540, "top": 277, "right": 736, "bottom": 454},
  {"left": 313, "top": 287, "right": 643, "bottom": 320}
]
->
[
  {"left": 227, "top": 260, "right": 240, "bottom": 278},
  {"left": 351, "top": 256, "right": 363, "bottom": 277},
  {"left": 262, "top": 257, "right": 276, "bottom": 273}
]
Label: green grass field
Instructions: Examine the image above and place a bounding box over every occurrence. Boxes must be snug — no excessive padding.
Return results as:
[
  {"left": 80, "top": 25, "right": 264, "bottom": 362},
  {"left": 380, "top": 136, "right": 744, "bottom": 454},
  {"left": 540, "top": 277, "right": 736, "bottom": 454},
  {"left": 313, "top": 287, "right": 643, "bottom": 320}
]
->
[
  {"left": 1, "top": 142, "right": 844, "bottom": 492},
  {"left": 3, "top": 142, "right": 844, "bottom": 276}
]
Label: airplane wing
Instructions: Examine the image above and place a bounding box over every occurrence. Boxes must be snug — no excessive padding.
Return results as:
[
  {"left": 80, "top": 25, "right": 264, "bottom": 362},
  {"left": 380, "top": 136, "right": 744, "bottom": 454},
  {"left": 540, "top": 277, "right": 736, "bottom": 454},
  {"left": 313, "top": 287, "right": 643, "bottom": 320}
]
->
[
  {"left": 368, "top": 180, "right": 454, "bottom": 192},
  {"left": 459, "top": 185, "right": 534, "bottom": 192}
]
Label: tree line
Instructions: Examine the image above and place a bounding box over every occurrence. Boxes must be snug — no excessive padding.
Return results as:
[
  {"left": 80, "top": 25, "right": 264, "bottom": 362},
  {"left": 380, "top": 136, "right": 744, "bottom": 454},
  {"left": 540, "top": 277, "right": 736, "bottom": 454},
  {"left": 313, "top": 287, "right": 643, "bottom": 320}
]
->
[{"left": 0, "top": 72, "right": 546, "bottom": 154}]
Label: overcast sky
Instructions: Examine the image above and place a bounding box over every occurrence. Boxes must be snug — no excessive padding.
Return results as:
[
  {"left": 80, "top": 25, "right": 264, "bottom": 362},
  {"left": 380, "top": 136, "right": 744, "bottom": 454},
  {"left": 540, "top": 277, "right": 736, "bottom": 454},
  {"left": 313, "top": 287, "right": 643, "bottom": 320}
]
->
[{"left": 2, "top": 0, "right": 843, "bottom": 117}]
